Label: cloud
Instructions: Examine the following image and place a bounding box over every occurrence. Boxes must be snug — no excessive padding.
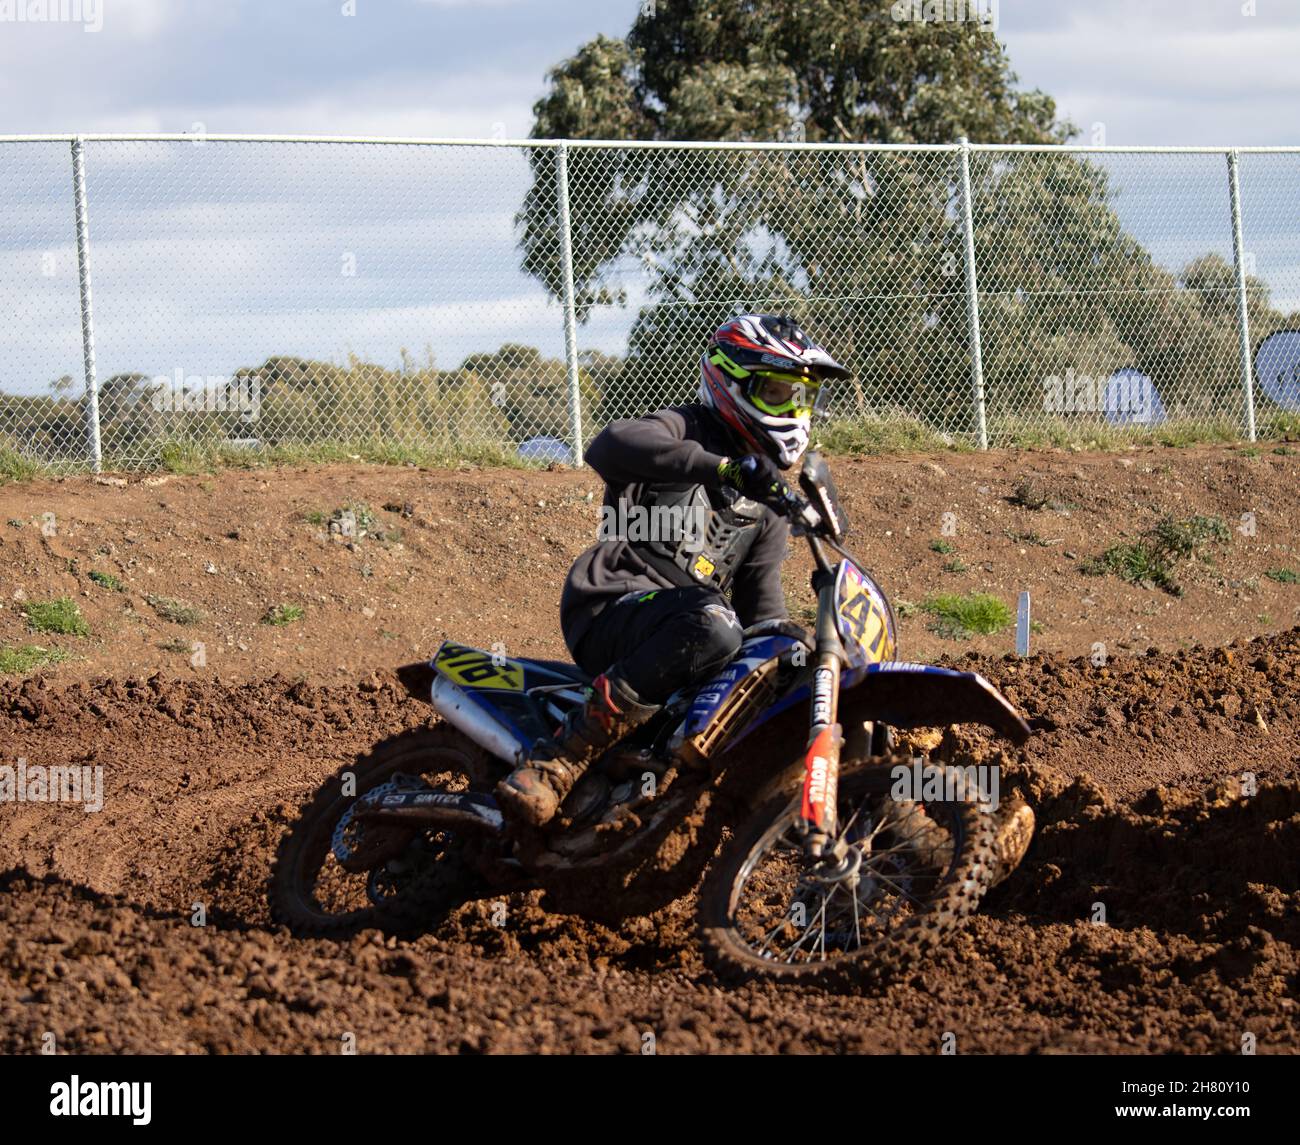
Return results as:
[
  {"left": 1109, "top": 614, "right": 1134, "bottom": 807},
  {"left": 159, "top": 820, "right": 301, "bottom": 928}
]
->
[
  {"left": 0, "top": 0, "right": 643, "bottom": 136},
  {"left": 999, "top": 0, "right": 1300, "bottom": 144}
]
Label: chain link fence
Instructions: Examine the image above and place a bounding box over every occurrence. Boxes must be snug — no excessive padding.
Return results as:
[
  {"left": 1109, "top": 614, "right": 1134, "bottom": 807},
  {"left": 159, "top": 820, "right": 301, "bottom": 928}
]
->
[{"left": 2, "top": 135, "right": 1298, "bottom": 474}]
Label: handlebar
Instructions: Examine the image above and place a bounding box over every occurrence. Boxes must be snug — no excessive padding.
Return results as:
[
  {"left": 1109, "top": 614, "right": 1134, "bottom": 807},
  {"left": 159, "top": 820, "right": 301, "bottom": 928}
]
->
[
  {"left": 772, "top": 485, "right": 824, "bottom": 534},
  {"left": 764, "top": 486, "right": 838, "bottom": 575}
]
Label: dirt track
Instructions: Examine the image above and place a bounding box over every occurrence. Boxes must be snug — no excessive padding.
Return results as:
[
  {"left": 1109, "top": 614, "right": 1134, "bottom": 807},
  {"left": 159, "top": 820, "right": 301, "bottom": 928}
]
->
[
  {"left": 2, "top": 443, "right": 1299, "bottom": 682},
  {"left": 1, "top": 446, "right": 1299, "bottom": 1053}
]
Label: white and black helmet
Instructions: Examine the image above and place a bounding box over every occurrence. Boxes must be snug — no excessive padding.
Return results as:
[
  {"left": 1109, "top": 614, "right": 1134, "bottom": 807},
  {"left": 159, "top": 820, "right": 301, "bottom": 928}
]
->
[{"left": 698, "top": 313, "right": 849, "bottom": 468}]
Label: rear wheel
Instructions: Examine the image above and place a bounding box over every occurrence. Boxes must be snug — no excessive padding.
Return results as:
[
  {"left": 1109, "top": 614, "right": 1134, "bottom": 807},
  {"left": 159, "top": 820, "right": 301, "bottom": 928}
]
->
[
  {"left": 699, "top": 754, "right": 996, "bottom": 986},
  {"left": 270, "top": 726, "right": 493, "bottom": 937}
]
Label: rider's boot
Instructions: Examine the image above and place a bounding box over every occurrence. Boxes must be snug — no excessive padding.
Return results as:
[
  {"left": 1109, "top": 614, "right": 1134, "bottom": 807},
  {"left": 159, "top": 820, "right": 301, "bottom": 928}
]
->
[{"left": 495, "top": 670, "right": 659, "bottom": 827}]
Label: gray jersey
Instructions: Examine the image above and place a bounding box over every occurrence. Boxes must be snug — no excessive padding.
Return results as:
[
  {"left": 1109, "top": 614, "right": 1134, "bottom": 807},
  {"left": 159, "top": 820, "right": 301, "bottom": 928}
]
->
[{"left": 560, "top": 405, "right": 789, "bottom": 658}]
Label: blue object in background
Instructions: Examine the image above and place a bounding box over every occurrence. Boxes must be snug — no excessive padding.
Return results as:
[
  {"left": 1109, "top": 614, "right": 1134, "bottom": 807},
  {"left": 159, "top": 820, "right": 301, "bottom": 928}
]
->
[
  {"left": 1254, "top": 330, "right": 1300, "bottom": 411},
  {"left": 1104, "top": 367, "right": 1166, "bottom": 425},
  {"left": 517, "top": 435, "right": 575, "bottom": 464}
]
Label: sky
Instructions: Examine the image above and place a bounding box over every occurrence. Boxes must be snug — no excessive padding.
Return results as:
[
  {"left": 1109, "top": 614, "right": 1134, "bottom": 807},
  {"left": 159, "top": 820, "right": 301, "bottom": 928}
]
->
[
  {"left": 2, "top": 0, "right": 1299, "bottom": 396},
  {"left": 3, "top": 1, "right": 1299, "bottom": 145}
]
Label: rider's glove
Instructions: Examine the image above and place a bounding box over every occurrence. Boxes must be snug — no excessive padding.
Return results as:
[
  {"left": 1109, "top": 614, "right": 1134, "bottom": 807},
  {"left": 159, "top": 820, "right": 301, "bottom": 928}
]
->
[{"left": 718, "top": 453, "right": 793, "bottom": 508}]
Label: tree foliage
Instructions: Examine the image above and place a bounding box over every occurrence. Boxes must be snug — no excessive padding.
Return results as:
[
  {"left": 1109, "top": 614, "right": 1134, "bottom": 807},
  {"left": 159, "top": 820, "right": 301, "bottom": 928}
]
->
[{"left": 517, "top": 1, "right": 1293, "bottom": 433}]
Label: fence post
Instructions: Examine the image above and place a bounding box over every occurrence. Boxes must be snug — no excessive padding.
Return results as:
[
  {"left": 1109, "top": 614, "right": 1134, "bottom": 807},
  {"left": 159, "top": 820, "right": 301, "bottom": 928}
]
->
[
  {"left": 70, "top": 136, "right": 102, "bottom": 473},
  {"left": 555, "top": 143, "right": 584, "bottom": 467},
  {"left": 957, "top": 137, "right": 989, "bottom": 450},
  {"left": 1227, "top": 149, "right": 1257, "bottom": 442}
]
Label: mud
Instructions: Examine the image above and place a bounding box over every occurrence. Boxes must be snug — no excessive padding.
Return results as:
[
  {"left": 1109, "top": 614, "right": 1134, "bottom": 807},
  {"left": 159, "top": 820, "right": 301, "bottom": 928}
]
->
[{"left": 2, "top": 627, "right": 1298, "bottom": 1054}]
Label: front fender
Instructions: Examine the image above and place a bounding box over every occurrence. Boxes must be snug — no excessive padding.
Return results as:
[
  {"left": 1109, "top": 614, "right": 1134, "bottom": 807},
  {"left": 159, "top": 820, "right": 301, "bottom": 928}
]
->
[{"left": 840, "top": 662, "right": 1031, "bottom": 745}]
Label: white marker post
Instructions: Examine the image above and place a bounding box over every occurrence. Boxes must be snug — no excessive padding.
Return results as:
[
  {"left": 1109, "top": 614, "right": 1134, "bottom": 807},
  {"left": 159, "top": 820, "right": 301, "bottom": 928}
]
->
[{"left": 1016, "top": 591, "right": 1031, "bottom": 657}]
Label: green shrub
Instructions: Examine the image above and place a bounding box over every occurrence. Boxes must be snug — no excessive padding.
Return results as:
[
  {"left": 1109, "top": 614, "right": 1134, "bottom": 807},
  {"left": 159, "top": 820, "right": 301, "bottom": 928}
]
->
[
  {"left": 1085, "top": 514, "right": 1229, "bottom": 595},
  {"left": 921, "top": 593, "right": 1013, "bottom": 639},
  {"left": 262, "top": 603, "right": 305, "bottom": 626},
  {"left": 23, "top": 598, "right": 89, "bottom": 636},
  {"left": 0, "top": 644, "right": 70, "bottom": 674}
]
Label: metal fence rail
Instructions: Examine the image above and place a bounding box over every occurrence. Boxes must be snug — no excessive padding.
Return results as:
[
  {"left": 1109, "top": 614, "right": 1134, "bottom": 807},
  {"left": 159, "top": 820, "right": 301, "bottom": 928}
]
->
[{"left": 2, "top": 134, "right": 1299, "bottom": 473}]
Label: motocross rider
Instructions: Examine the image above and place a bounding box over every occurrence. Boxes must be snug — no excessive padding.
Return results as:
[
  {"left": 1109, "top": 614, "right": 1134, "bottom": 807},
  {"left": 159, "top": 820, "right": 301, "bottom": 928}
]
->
[
  {"left": 494, "top": 313, "right": 1034, "bottom": 887},
  {"left": 496, "top": 313, "right": 844, "bottom": 826}
]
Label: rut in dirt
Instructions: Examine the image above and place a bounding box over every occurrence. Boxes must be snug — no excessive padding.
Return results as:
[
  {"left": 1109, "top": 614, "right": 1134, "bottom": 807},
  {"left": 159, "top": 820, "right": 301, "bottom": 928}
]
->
[{"left": 1, "top": 628, "right": 1298, "bottom": 1052}]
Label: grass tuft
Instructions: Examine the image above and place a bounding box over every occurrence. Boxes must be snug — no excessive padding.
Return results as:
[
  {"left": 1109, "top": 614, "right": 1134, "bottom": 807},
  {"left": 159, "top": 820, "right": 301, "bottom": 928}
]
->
[
  {"left": 88, "top": 569, "right": 125, "bottom": 592},
  {"left": 920, "top": 592, "right": 1013, "bottom": 640},
  {"left": 814, "top": 415, "right": 960, "bottom": 455},
  {"left": 0, "top": 644, "right": 70, "bottom": 674},
  {"left": 262, "top": 602, "right": 305, "bottom": 626},
  {"left": 0, "top": 444, "right": 48, "bottom": 485},
  {"left": 988, "top": 416, "right": 1244, "bottom": 451},
  {"left": 146, "top": 594, "right": 205, "bottom": 625},
  {"left": 155, "top": 437, "right": 530, "bottom": 476},
  {"left": 22, "top": 597, "right": 89, "bottom": 636}
]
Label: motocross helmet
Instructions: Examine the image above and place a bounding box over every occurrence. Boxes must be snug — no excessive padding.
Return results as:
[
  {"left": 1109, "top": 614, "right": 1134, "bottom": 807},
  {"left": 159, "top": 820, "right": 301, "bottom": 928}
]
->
[{"left": 699, "top": 313, "right": 849, "bottom": 468}]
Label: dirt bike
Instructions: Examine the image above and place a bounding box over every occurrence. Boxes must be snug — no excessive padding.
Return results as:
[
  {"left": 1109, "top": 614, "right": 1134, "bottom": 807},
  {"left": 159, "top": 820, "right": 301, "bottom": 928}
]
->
[{"left": 271, "top": 452, "right": 1031, "bottom": 984}]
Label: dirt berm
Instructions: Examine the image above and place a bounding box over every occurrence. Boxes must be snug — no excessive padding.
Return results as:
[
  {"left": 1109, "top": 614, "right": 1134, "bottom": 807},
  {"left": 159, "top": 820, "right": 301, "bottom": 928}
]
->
[{"left": 0, "top": 445, "right": 1297, "bottom": 1052}]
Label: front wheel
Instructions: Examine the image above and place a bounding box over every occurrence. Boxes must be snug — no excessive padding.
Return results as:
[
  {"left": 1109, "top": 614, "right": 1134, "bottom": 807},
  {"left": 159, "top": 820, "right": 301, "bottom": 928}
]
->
[{"left": 699, "top": 753, "right": 997, "bottom": 986}]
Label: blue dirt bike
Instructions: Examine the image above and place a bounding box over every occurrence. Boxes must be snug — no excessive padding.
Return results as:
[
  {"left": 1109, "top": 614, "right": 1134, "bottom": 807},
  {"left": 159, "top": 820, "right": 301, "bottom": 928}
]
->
[{"left": 271, "top": 452, "right": 1031, "bottom": 984}]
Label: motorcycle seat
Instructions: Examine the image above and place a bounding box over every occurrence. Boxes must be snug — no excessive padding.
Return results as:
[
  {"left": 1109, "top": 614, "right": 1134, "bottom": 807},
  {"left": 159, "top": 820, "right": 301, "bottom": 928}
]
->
[{"left": 524, "top": 659, "right": 591, "bottom": 685}]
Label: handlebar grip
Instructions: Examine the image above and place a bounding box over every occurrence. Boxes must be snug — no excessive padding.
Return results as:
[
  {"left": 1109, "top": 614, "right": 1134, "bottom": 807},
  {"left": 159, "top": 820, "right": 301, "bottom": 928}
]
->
[{"left": 779, "top": 488, "right": 822, "bottom": 531}]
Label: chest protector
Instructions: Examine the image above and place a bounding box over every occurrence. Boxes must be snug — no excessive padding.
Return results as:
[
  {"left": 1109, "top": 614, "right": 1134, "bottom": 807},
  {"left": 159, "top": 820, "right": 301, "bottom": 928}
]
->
[{"left": 627, "top": 482, "right": 766, "bottom": 593}]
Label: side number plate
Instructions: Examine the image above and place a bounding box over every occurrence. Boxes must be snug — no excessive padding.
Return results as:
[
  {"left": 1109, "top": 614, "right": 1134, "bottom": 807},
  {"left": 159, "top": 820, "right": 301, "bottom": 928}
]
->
[{"left": 434, "top": 643, "right": 524, "bottom": 691}]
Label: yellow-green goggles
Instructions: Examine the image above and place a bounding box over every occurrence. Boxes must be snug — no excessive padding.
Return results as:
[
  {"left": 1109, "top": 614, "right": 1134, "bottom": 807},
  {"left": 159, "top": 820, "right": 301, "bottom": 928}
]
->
[{"left": 747, "top": 371, "right": 825, "bottom": 416}]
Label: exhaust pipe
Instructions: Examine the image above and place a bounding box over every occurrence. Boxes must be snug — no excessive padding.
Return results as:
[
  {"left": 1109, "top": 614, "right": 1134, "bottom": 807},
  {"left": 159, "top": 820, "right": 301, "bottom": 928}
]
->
[{"left": 430, "top": 674, "right": 528, "bottom": 767}]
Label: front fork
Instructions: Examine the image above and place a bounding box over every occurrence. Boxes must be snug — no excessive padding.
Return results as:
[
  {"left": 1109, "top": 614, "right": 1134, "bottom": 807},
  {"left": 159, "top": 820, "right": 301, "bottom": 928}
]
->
[{"left": 798, "top": 567, "right": 846, "bottom": 862}]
